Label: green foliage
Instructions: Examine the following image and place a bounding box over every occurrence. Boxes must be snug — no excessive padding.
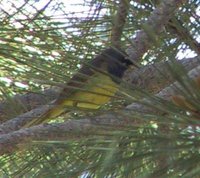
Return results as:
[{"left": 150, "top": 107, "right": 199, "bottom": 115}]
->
[{"left": 0, "top": 0, "right": 199, "bottom": 177}]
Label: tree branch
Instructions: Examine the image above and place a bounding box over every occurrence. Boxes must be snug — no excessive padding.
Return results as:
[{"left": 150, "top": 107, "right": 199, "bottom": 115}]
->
[
  {"left": 127, "top": 63, "right": 200, "bottom": 113},
  {"left": 127, "top": 56, "right": 200, "bottom": 93},
  {"left": 0, "top": 113, "right": 140, "bottom": 155},
  {"left": 0, "top": 88, "right": 59, "bottom": 122},
  {"left": 111, "top": 0, "right": 131, "bottom": 48},
  {"left": 167, "top": 17, "right": 200, "bottom": 55},
  {"left": 127, "top": 0, "right": 186, "bottom": 63}
]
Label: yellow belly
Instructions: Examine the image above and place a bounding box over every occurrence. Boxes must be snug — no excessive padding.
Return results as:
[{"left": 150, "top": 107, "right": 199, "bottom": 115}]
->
[
  {"left": 63, "top": 84, "right": 117, "bottom": 109},
  {"left": 62, "top": 75, "right": 118, "bottom": 109},
  {"left": 46, "top": 74, "right": 118, "bottom": 119}
]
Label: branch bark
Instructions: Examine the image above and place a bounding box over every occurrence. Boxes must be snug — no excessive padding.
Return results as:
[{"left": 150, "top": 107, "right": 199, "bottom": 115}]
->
[
  {"left": 111, "top": 0, "right": 131, "bottom": 48},
  {"left": 126, "top": 0, "right": 186, "bottom": 63},
  {"left": 0, "top": 113, "right": 140, "bottom": 155},
  {"left": 127, "top": 63, "right": 200, "bottom": 113},
  {"left": 0, "top": 88, "right": 59, "bottom": 122},
  {"left": 127, "top": 56, "right": 200, "bottom": 93}
]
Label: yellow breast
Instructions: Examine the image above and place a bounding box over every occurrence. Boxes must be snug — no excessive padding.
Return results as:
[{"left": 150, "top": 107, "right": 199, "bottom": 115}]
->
[
  {"left": 62, "top": 74, "right": 118, "bottom": 109},
  {"left": 41, "top": 73, "right": 119, "bottom": 121}
]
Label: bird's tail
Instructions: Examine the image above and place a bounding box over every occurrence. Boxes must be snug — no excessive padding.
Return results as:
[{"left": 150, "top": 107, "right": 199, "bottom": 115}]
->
[{"left": 24, "top": 104, "right": 66, "bottom": 127}]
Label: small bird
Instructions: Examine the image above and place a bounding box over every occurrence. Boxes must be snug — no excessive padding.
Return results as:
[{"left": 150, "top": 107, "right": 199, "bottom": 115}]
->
[{"left": 26, "top": 47, "right": 133, "bottom": 127}]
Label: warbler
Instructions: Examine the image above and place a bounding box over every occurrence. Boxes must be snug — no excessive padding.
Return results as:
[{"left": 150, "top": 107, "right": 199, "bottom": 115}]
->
[{"left": 26, "top": 47, "right": 133, "bottom": 126}]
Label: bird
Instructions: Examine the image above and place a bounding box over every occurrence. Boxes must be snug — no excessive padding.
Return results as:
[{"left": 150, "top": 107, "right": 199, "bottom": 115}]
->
[{"left": 25, "top": 47, "right": 133, "bottom": 127}]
